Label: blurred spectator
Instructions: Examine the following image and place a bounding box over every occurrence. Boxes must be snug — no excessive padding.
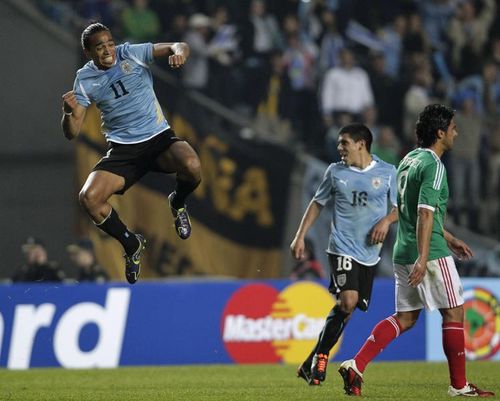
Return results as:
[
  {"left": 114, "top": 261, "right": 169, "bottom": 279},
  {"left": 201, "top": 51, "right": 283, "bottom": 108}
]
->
[
  {"left": 121, "top": 0, "right": 161, "bottom": 43},
  {"left": 289, "top": 238, "right": 325, "bottom": 281},
  {"left": 485, "top": 117, "right": 500, "bottom": 237},
  {"left": 239, "top": 0, "right": 283, "bottom": 114},
  {"left": 164, "top": 13, "right": 188, "bottom": 42},
  {"left": 361, "top": 105, "right": 381, "bottom": 141},
  {"left": 455, "top": 60, "right": 500, "bottom": 115},
  {"left": 371, "top": 125, "right": 401, "bottom": 167},
  {"left": 367, "top": 52, "right": 404, "bottom": 131},
  {"left": 321, "top": 48, "right": 374, "bottom": 127},
  {"left": 207, "top": 6, "right": 240, "bottom": 106},
  {"left": 12, "top": 237, "right": 65, "bottom": 282},
  {"left": 182, "top": 13, "right": 212, "bottom": 92},
  {"left": 282, "top": 17, "right": 319, "bottom": 149},
  {"left": 379, "top": 14, "right": 406, "bottom": 79},
  {"left": 255, "top": 51, "right": 294, "bottom": 144},
  {"left": 449, "top": 93, "right": 482, "bottom": 229},
  {"left": 324, "top": 112, "right": 353, "bottom": 162},
  {"left": 317, "top": 8, "right": 345, "bottom": 76},
  {"left": 402, "top": 65, "right": 435, "bottom": 148},
  {"left": 418, "top": 0, "right": 456, "bottom": 51},
  {"left": 447, "top": 0, "right": 496, "bottom": 78},
  {"left": 491, "top": 37, "right": 500, "bottom": 67},
  {"left": 67, "top": 238, "right": 109, "bottom": 283},
  {"left": 402, "top": 12, "right": 431, "bottom": 59}
]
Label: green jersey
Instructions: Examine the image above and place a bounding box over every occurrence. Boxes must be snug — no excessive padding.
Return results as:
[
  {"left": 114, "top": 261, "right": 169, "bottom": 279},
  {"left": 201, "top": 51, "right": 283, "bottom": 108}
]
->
[{"left": 393, "top": 148, "right": 450, "bottom": 264}]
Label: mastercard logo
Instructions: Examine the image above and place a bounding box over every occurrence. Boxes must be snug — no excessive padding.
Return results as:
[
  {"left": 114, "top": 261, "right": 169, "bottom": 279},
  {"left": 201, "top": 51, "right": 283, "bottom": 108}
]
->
[
  {"left": 220, "top": 282, "right": 339, "bottom": 363},
  {"left": 463, "top": 287, "right": 500, "bottom": 360}
]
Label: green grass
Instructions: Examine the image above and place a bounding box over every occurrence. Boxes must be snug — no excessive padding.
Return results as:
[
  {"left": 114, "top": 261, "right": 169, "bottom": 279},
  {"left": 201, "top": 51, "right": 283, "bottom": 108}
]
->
[{"left": 0, "top": 361, "right": 498, "bottom": 401}]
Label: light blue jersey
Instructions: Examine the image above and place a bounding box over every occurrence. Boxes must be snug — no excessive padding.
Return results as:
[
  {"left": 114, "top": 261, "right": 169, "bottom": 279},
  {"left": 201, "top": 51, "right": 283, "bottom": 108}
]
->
[
  {"left": 73, "top": 42, "right": 168, "bottom": 144},
  {"left": 313, "top": 155, "right": 397, "bottom": 266}
]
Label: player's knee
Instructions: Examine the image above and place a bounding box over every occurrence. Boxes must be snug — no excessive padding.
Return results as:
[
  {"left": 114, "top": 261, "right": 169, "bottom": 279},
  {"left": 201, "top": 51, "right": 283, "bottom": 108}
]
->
[
  {"left": 182, "top": 154, "right": 201, "bottom": 181},
  {"left": 78, "top": 187, "right": 102, "bottom": 211},
  {"left": 338, "top": 301, "right": 356, "bottom": 315},
  {"left": 395, "top": 313, "right": 418, "bottom": 331}
]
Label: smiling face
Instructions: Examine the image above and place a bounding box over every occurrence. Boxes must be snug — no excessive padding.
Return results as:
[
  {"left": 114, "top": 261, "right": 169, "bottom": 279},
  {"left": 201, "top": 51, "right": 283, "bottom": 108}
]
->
[
  {"left": 85, "top": 30, "right": 116, "bottom": 70},
  {"left": 337, "top": 133, "right": 364, "bottom": 166}
]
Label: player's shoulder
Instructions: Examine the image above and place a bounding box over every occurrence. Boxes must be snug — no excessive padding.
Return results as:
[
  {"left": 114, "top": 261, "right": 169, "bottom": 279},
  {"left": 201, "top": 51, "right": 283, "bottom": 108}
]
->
[
  {"left": 328, "top": 161, "right": 347, "bottom": 173},
  {"left": 116, "top": 42, "right": 127, "bottom": 56},
  {"left": 372, "top": 155, "right": 397, "bottom": 173},
  {"left": 117, "top": 42, "right": 151, "bottom": 57},
  {"left": 415, "top": 148, "right": 443, "bottom": 169},
  {"left": 400, "top": 148, "right": 441, "bottom": 170},
  {"left": 75, "top": 61, "right": 101, "bottom": 81}
]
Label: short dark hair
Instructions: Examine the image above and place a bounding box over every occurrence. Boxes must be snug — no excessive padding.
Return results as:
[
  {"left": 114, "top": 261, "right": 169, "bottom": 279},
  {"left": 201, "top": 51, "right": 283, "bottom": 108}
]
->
[
  {"left": 415, "top": 104, "right": 455, "bottom": 148},
  {"left": 81, "top": 22, "right": 111, "bottom": 50},
  {"left": 338, "top": 123, "right": 373, "bottom": 152}
]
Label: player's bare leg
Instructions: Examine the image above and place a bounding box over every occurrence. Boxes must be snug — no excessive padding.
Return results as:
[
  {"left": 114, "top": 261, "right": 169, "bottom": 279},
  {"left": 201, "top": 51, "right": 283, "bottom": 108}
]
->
[{"left": 79, "top": 170, "right": 145, "bottom": 283}]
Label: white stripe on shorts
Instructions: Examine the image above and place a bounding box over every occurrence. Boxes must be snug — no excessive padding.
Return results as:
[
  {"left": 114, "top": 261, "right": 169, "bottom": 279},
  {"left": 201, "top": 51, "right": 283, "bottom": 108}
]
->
[{"left": 438, "top": 257, "right": 457, "bottom": 308}]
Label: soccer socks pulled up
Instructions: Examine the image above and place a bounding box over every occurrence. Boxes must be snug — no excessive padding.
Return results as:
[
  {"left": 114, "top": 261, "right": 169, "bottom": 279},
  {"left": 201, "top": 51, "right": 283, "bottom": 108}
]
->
[
  {"left": 317, "top": 305, "right": 350, "bottom": 355},
  {"left": 302, "top": 305, "right": 349, "bottom": 368},
  {"left": 443, "top": 322, "right": 466, "bottom": 390},
  {"left": 354, "top": 315, "right": 402, "bottom": 373},
  {"left": 95, "top": 208, "right": 139, "bottom": 255},
  {"left": 171, "top": 178, "right": 200, "bottom": 210}
]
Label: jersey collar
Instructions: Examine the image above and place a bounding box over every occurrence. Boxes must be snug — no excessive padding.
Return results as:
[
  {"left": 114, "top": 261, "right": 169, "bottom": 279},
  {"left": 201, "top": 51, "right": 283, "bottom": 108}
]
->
[{"left": 348, "top": 157, "right": 378, "bottom": 172}]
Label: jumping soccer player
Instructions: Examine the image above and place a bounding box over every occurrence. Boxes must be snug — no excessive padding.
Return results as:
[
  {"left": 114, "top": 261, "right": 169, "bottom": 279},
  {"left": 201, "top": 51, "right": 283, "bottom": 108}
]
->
[
  {"left": 61, "top": 23, "right": 201, "bottom": 284},
  {"left": 290, "top": 123, "right": 398, "bottom": 385},
  {"left": 339, "top": 105, "right": 494, "bottom": 397}
]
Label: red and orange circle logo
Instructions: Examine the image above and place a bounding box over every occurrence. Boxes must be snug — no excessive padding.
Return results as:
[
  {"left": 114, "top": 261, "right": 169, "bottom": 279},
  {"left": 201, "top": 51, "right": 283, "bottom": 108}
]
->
[{"left": 221, "top": 282, "right": 338, "bottom": 363}]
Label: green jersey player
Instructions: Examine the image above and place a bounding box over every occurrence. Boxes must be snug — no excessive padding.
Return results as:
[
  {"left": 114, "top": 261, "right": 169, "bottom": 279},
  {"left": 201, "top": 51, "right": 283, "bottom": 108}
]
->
[{"left": 339, "top": 104, "right": 494, "bottom": 397}]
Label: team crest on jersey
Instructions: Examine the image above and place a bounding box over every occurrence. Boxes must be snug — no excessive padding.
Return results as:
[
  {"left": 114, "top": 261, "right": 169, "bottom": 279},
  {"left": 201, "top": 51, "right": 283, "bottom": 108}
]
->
[
  {"left": 372, "top": 177, "right": 382, "bottom": 189},
  {"left": 120, "top": 61, "right": 133, "bottom": 74},
  {"left": 337, "top": 274, "right": 347, "bottom": 287}
]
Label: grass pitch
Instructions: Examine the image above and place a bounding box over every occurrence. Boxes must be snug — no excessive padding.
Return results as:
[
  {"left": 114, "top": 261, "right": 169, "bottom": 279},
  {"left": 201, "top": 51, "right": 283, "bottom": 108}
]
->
[{"left": 0, "top": 361, "right": 498, "bottom": 401}]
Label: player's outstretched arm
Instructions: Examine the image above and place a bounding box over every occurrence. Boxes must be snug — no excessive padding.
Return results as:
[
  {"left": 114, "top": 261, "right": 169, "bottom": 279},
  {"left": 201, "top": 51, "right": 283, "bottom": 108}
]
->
[
  {"left": 290, "top": 200, "right": 323, "bottom": 260},
  {"left": 152, "top": 42, "right": 190, "bottom": 69},
  {"left": 61, "top": 90, "right": 86, "bottom": 140}
]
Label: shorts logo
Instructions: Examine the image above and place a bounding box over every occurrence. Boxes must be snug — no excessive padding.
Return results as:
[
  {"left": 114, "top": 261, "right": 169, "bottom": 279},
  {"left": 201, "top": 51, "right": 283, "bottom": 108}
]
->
[
  {"left": 120, "top": 61, "right": 133, "bottom": 74},
  {"left": 337, "top": 274, "right": 347, "bottom": 287},
  {"left": 221, "top": 282, "right": 338, "bottom": 363},
  {"left": 372, "top": 177, "right": 381, "bottom": 189},
  {"left": 463, "top": 287, "right": 500, "bottom": 360}
]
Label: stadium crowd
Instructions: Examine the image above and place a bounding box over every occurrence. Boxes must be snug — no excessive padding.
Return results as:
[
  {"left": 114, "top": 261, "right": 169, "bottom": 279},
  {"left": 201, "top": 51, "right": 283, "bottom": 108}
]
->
[{"left": 37, "top": 0, "right": 500, "bottom": 241}]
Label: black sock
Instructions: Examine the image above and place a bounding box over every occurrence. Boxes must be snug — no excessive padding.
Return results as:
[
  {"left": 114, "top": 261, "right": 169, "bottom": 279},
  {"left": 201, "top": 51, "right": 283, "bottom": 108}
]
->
[
  {"left": 316, "top": 304, "right": 350, "bottom": 355},
  {"left": 171, "top": 178, "right": 200, "bottom": 210},
  {"left": 96, "top": 208, "right": 139, "bottom": 255},
  {"left": 303, "top": 328, "right": 324, "bottom": 368}
]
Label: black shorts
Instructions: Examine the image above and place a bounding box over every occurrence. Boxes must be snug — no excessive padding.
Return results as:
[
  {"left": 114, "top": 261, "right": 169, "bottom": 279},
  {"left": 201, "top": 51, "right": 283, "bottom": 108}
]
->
[
  {"left": 327, "top": 254, "right": 376, "bottom": 312},
  {"left": 93, "top": 129, "right": 181, "bottom": 194}
]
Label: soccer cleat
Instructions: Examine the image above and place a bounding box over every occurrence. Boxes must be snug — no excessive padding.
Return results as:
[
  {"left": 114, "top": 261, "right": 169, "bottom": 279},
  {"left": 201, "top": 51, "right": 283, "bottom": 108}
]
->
[
  {"left": 168, "top": 192, "right": 192, "bottom": 239},
  {"left": 124, "top": 234, "right": 146, "bottom": 284},
  {"left": 339, "top": 359, "right": 363, "bottom": 396},
  {"left": 296, "top": 362, "right": 312, "bottom": 384},
  {"left": 310, "top": 353, "right": 329, "bottom": 385},
  {"left": 448, "top": 383, "right": 495, "bottom": 397}
]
